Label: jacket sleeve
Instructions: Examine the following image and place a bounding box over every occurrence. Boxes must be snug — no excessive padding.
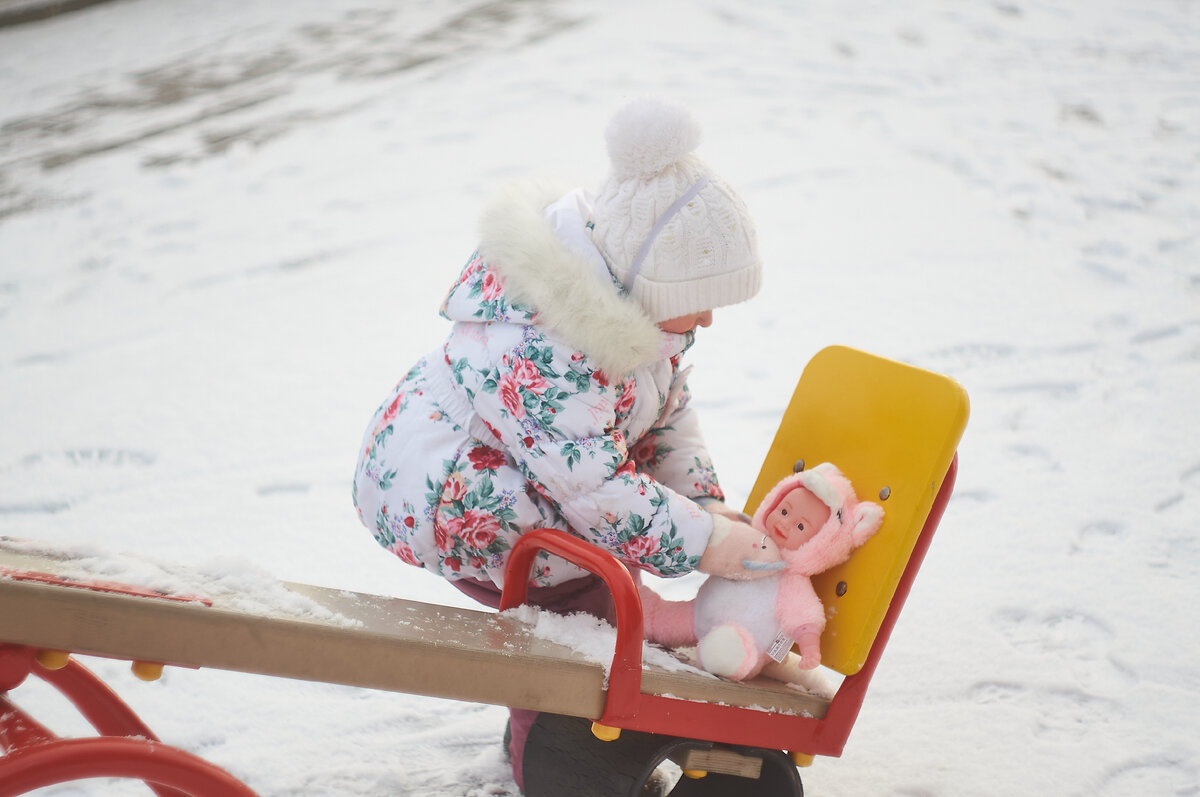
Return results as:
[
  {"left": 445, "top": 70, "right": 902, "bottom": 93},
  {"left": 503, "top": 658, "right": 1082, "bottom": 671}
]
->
[
  {"left": 631, "top": 377, "right": 726, "bottom": 503},
  {"left": 470, "top": 339, "right": 712, "bottom": 577}
]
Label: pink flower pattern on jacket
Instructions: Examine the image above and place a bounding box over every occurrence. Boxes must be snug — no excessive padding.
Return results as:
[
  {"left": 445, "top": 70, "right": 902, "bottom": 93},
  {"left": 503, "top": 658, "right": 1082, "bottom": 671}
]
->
[{"left": 353, "top": 251, "right": 724, "bottom": 586}]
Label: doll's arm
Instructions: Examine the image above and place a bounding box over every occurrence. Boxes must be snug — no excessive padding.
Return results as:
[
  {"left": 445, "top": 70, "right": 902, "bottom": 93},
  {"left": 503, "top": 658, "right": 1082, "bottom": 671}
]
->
[
  {"left": 778, "top": 586, "right": 827, "bottom": 668},
  {"left": 793, "top": 624, "right": 823, "bottom": 669}
]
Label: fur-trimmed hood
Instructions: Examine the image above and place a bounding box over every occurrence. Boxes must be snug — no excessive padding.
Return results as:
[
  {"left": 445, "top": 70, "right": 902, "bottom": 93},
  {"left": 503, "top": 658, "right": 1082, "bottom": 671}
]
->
[{"left": 441, "top": 181, "right": 666, "bottom": 377}]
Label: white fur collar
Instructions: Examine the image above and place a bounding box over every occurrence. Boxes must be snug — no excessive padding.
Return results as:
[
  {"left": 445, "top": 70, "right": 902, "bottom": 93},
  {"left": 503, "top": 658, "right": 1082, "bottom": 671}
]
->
[{"left": 476, "top": 181, "right": 663, "bottom": 377}]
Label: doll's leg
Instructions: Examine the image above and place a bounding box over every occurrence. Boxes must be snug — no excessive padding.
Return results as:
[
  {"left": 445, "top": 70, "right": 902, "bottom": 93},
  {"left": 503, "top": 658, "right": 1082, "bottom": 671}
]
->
[
  {"left": 696, "top": 623, "right": 765, "bottom": 681},
  {"left": 638, "top": 584, "right": 698, "bottom": 648},
  {"left": 760, "top": 652, "right": 836, "bottom": 696}
]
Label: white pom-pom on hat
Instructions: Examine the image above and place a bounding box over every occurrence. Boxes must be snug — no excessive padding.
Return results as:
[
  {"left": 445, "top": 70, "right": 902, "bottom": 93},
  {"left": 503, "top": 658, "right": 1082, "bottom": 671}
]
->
[{"left": 604, "top": 97, "right": 702, "bottom": 181}]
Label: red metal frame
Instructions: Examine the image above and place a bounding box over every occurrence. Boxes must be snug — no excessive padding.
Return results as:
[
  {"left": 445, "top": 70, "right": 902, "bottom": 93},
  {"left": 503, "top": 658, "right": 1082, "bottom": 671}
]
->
[
  {"left": 0, "top": 735, "right": 257, "bottom": 797},
  {"left": 0, "top": 566, "right": 212, "bottom": 606},
  {"left": 500, "top": 456, "right": 959, "bottom": 758},
  {"left": 0, "top": 649, "right": 257, "bottom": 796}
]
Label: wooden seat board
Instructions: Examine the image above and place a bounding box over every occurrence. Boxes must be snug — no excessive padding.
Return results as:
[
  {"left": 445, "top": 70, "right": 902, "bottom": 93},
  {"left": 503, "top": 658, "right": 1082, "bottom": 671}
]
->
[{"left": 0, "top": 544, "right": 829, "bottom": 720}]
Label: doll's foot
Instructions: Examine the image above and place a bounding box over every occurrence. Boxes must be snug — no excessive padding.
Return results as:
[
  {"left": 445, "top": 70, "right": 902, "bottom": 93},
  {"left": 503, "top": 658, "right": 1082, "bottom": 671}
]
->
[
  {"left": 761, "top": 654, "right": 835, "bottom": 698},
  {"left": 696, "top": 624, "right": 761, "bottom": 681}
]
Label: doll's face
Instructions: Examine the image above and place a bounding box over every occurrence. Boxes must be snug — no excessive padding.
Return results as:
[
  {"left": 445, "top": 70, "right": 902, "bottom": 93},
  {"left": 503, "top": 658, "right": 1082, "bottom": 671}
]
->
[{"left": 765, "top": 488, "right": 831, "bottom": 550}]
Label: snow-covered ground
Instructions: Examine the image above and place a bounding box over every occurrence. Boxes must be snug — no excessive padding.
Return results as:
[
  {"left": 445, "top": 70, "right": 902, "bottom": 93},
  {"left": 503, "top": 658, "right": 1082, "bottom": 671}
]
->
[{"left": 2, "top": 0, "right": 1198, "bottom": 794}]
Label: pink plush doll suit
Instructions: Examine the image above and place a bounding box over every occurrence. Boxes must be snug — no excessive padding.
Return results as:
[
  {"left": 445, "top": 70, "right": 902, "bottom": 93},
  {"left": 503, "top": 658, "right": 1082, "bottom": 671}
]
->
[{"left": 640, "top": 463, "right": 884, "bottom": 684}]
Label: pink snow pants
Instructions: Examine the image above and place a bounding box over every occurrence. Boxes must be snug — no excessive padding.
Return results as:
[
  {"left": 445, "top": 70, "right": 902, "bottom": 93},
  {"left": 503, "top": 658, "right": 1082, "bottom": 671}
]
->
[{"left": 452, "top": 573, "right": 619, "bottom": 792}]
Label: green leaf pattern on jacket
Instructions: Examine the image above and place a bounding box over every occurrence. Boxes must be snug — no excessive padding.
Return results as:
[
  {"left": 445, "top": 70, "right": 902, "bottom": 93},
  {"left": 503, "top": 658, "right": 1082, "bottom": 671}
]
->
[{"left": 353, "top": 252, "right": 723, "bottom": 586}]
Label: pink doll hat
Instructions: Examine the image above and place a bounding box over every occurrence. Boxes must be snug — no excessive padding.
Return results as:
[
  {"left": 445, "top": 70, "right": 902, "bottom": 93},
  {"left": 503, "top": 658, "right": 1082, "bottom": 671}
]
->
[{"left": 751, "top": 463, "right": 884, "bottom": 576}]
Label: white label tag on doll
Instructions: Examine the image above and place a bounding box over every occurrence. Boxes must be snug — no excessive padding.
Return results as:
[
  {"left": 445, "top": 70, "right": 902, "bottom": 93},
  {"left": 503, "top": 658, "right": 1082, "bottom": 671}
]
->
[{"left": 767, "top": 631, "right": 794, "bottom": 663}]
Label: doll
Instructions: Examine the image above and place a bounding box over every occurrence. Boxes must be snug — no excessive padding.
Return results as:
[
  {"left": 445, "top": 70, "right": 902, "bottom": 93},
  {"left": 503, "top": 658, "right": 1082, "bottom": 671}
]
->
[{"left": 639, "top": 462, "right": 884, "bottom": 685}]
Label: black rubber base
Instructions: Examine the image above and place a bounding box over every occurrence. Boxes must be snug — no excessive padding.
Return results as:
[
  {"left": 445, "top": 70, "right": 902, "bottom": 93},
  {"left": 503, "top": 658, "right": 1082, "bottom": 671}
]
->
[{"left": 522, "top": 714, "right": 804, "bottom": 797}]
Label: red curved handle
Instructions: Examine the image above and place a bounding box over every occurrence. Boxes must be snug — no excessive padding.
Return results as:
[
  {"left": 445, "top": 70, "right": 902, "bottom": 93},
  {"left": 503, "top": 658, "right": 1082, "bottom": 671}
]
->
[
  {"left": 0, "top": 737, "right": 259, "bottom": 797},
  {"left": 0, "top": 656, "right": 255, "bottom": 797},
  {"left": 500, "top": 529, "right": 644, "bottom": 723}
]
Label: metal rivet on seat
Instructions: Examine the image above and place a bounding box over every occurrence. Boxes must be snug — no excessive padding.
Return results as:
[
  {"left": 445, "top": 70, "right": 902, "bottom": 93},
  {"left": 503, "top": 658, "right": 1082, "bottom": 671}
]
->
[
  {"left": 879, "top": 486, "right": 891, "bottom": 501},
  {"left": 836, "top": 581, "right": 848, "bottom": 597},
  {"left": 793, "top": 459, "right": 805, "bottom": 473}
]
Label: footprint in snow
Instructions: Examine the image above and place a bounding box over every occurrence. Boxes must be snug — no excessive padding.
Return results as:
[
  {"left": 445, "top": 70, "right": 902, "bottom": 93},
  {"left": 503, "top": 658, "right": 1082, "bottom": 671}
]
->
[
  {"left": 1068, "top": 519, "right": 1126, "bottom": 554},
  {"left": 1152, "top": 461, "right": 1200, "bottom": 514},
  {"left": 1094, "top": 756, "right": 1200, "bottom": 797},
  {"left": 256, "top": 482, "right": 311, "bottom": 497},
  {"left": 16, "top": 448, "right": 157, "bottom": 469},
  {"left": 967, "top": 680, "right": 1122, "bottom": 743},
  {"left": 989, "top": 607, "right": 1137, "bottom": 693},
  {"left": 1005, "top": 443, "right": 1062, "bottom": 472}
]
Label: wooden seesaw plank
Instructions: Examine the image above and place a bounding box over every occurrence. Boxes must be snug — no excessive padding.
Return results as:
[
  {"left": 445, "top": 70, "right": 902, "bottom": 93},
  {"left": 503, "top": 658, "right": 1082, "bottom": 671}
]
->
[{"left": 0, "top": 543, "right": 830, "bottom": 722}]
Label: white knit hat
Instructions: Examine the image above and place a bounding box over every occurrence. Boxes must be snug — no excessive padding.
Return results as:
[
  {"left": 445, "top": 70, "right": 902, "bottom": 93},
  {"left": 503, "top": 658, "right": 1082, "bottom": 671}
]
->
[{"left": 589, "top": 98, "right": 762, "bottom": 323}]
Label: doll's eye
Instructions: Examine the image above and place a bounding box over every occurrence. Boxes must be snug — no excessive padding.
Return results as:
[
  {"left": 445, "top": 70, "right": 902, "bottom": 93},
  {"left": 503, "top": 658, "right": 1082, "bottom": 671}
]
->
[
  {"left": 796, "top": 523, "right": 805, "bottom": 531},
  {"left": 780, "top": 508, "right": 788, "bottom": 516}
]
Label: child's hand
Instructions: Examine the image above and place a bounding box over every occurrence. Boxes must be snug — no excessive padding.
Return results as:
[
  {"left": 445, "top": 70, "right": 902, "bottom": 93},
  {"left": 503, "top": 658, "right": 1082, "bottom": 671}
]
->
[{"left": 699, "top": 517, "right": 782, "bottom": 580}]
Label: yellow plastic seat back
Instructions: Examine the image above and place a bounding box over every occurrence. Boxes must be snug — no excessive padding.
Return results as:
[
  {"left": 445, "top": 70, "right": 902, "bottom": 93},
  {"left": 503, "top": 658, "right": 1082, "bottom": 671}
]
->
[{"left": 744, "top": 346, "right": 969, "bottom": 676}]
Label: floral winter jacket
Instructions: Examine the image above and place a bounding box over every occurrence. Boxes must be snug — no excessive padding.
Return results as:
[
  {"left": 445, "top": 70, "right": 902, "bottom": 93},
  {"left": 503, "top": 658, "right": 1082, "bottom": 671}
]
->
[{"left": 352, "top": 183, "right": 725, "bottom": 588}]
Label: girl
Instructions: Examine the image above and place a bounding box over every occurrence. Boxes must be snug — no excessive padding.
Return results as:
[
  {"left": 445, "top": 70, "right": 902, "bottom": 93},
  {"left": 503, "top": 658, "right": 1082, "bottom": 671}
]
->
[{"left": 353, "top": 97, "right": 779, "bottom": 791}]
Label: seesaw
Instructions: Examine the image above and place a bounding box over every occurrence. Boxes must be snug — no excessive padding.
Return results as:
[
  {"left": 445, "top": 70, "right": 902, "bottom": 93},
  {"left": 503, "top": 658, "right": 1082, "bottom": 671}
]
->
[{"left": 0, "top": 345, "right": 968, "bottom": 796}]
